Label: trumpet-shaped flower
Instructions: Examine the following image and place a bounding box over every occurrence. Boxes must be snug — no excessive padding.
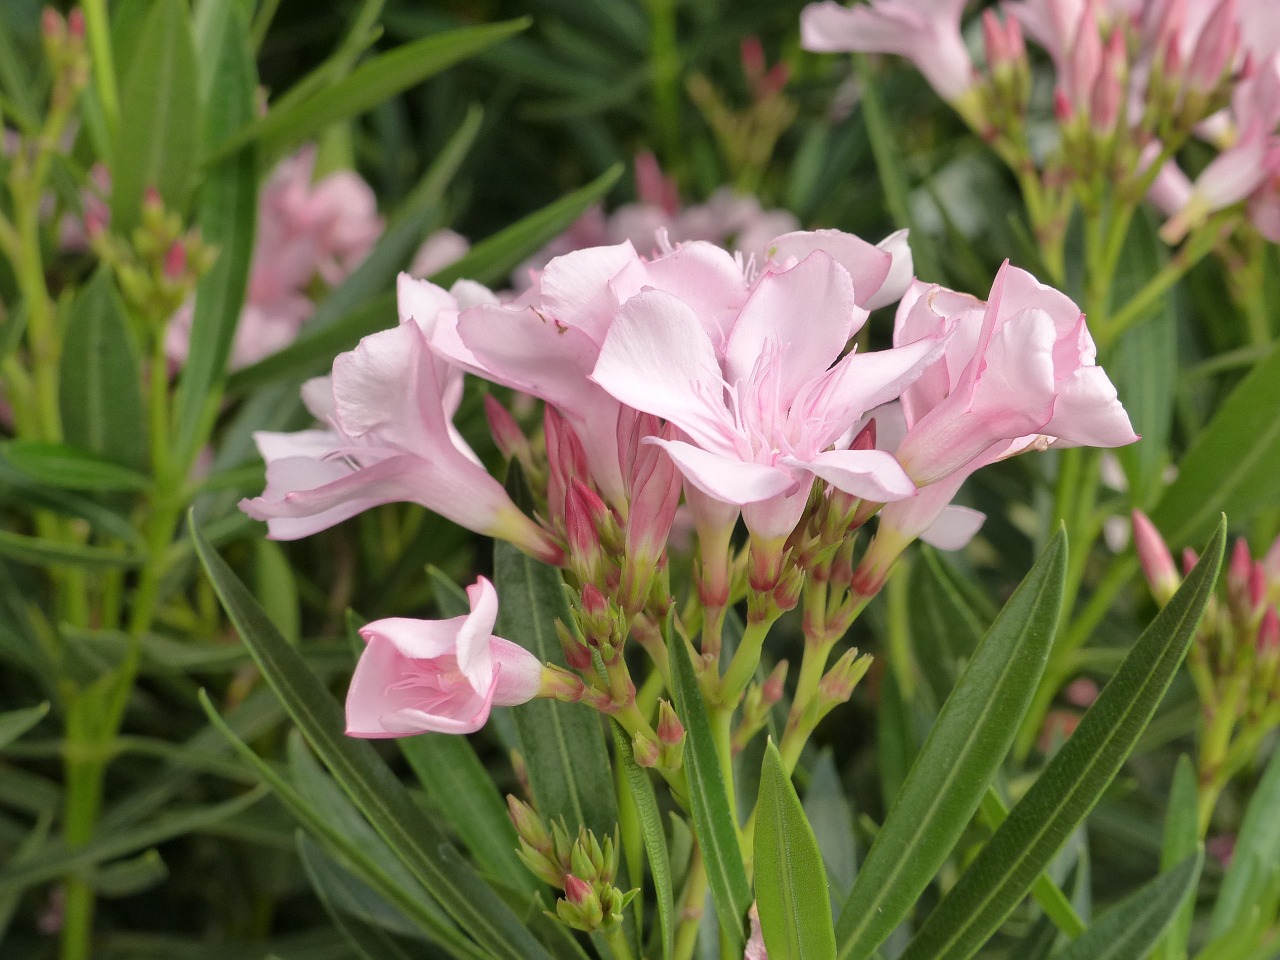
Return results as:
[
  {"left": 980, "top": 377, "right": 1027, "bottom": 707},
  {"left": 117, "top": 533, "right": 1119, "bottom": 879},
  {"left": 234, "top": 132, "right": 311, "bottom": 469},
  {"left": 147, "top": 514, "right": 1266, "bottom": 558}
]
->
[
  {"left": 893, "top": 261, "right": 1138, "bottom": 486},
  {"left": 591, "top": 250, "right": 946, "bottom": 542},
  {"left": 801, "top": 0, "right": 976, "bottom": 102},
  {"left": 345, "top": 578, "right": 544, "bottom": 736},
  {"left": 239, "top": 315, "right": 559, "bottom": 562}
]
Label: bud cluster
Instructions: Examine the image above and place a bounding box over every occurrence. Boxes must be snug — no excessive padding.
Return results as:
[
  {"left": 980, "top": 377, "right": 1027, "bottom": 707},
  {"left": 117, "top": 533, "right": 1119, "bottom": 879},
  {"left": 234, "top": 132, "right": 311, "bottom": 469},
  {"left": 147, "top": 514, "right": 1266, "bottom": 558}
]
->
[{"left": 506, "top": 799, "right": 638, "bottom": 934}]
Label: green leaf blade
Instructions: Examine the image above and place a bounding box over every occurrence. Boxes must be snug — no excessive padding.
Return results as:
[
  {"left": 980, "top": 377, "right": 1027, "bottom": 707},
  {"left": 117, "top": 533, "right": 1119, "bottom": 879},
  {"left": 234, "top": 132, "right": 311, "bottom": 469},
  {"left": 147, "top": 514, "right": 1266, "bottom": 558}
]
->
[
  {"left": 835, "top": 530, "right": 1068, "bottom": 960},
  {"left": 755, "top": 740, "right": 837, "bottom": 960},
  {"left": 898, "top": 519, "right": 1226, "bottom": 960}
]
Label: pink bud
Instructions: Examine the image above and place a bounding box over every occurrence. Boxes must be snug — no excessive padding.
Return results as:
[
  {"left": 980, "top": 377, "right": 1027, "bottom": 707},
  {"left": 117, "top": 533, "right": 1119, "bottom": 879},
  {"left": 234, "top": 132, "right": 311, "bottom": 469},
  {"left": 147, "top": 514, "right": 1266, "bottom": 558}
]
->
[
  {"left": 1182, "top": 547, "right": 1199, "bottom": 576},
  {"left": 762, "top": 660, "right": 788, "bottom": 705},
  {"left": 566, "top": 480, "right": 608, "bottom": 581},
  {"left": 850, "top": 418, "right": 877, "bottom": 452},
  {"left": 1054, "top": 87, "right": 1074, "bottom": 122},
  {"left": 41, "top": 8, "right": 63, "bottom": 41},
  {"left": 1065, "top": 3, "right": 1103, "bottom": 110},
  {"left": 1006, "top": 14, "right": 1026, "bottom": 60},
  {"left": 983, "top": 10, "right": 1010, "bottom": 68},
  {"left": 1250, "top": 562, "right": 1267, "bottom": 610},
  {"left": 1265, "top": 532, "right": 1280, "bottom": 582},
  {"left": 741, "top": 36, "right": 766, "bottom": 83},
  {"left": 1228, "top": 536, "right": 1252, "bottom": 600},
  {"left": 1091, "top": 28, "right": 1127, "bottom": 132},
  {"left": 632, "top": 152, "right": 679, "bottom": 215},
  {"left": 545, "top": 405, "right": 588, "bottom": 527},
  {"left": 564, "top": 874, "right": 593, "bottom": 906},
  {"left": 656, "top": 700, "right": 684, "bottom": 745},
  {"left": 484, "top": 395, "right": 526, "bottom": 463},
  {"left": 143, "top": 185, "right": 163, "bottom": 212},
  {"left": 163, "top": 241, "right": 186, "bottom": 281},
  {"left": 1133, "top": 510, "right": 1179, "bottom": 603},
  {"left": 632, "top": 734, "right": 660, "bottom": 767},
  {"left": 1187, "top": 0, "right": 1239, "bottom": 93},
  {"left": 1258, "top": 606, "right": 1280, "bottom": 651},
  {"left": 762, "top": 62, "right": 790, "bottom": 97},
  {"left": 1064, "top": 677, "right": 1100, "bottom": 707},
  {"left": 67, "top": 8, "right": 84, "bottom": 38}
]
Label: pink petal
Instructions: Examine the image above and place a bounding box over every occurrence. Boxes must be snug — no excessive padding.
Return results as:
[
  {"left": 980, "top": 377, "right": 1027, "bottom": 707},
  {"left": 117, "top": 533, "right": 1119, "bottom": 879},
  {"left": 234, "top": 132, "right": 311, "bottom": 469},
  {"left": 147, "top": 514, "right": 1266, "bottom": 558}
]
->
[
  {"left": 793, "top": 448, "right": 917, "bottom": 502},
  {"left": 456, "top": 578, "right": 499, "bottom": 690},
  {"left": 1044, "top": 365, "right": 1141, "bottom": 447},
  {"left": 767, "top": 229, "right": 892, "bottom": 311},
  {"left": 539, "top": 241, "right": 640, "bottom": 343},
  {"left": 866, "top": 229, "right": 915, "bottom": 310},
  {"left": 920, "top": 504, "right": 986, "bottom": 549},
  {"left": 649, "top": 438, "right": 794, "bottom": 505},
  {"left": 724, "top": 252, "right": 859, "bottom": 405}
]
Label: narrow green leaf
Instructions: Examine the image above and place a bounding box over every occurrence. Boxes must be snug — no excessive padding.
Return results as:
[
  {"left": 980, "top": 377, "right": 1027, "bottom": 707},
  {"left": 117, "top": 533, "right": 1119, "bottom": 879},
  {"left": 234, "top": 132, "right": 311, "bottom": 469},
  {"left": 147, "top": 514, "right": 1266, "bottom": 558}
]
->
[
  {"left": 835, "top": 531, "right": 1068, "bottom": 960},
  {"left": 1208, "top": 743, "right": 1280, "bottom": 940},
  {"left": 0, "top": 441, "right": 151, "bottom": 492},
  {"left": 297, "top": 834, "right": 423, "bottom": 960},
  {"left": 190, "top": 520, "right": 552, "bottom": 960},
  {"left": 398, "top": 732, "right": 534, "bottom": 894},
  {"left": 1049, "top": 853, "right": 1202, "bottom": 960},
  {"left": 756, "top": 740, "right": 837, "bottom": 960},
  {"left": 428, "top": 565, "right": 470, "bottom": 617},
  {"left": 1153, "top": 756, "right": 1199, "bottom": 960},
  {"left": 668, "top": 622, "right": 750, "bottom": 951},
  {"left": 612, "top": 723, "right": 675, "bottom": 960},
  {"left": 0, "top": 703, "right": 48, "bottom": 750},
  {"left": 804, "top": 751, "right": 858, "bottom": 903},
  {"left": 0, "top": 529, "right": 143, "bottom": 569},
  {"left": 170, "top": 6, "right": 258, "bottom": 470},
  {"left": 431, "top": 164, "right": 623, "bottom": 288},
  {"left": 898, "top": 520, "right": 1225, "bottom": 960},
  {"left": 88, "top": 849, "right": 168, "bottom": 898},
  {"left": 1151, "top": 343, "right": 1280, "bottom": 545},
  {"left": 216, "top": 19, "right": 529, "bottom": 162},
  {"left": 58, "top": 269, "right": 148, "bottom": 471},
  {"left": 908, "top": 548, "right": 990, "bottom": 705},
  {"left": 0, "top": 790, "right": 265, "bottom": 894},
  {"left": 195, "top": 693, "right": 482, "bottom": 959},
  {"left": 110, "top": 0, "right": 200, "bottom": 231},
  {"left": 494, "top": 538, "right": 617, "bottom": 839}
]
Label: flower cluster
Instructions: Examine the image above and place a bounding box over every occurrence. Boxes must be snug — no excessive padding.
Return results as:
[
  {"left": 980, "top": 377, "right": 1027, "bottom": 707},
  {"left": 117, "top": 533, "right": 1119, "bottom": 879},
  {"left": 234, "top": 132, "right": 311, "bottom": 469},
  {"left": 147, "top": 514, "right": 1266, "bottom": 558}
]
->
[
  {"left": 242, "top": 224, "right": 1136, "bottom": 743},
  {"left": 802, "top": 0, "right": 1280, "bottom": 248}
]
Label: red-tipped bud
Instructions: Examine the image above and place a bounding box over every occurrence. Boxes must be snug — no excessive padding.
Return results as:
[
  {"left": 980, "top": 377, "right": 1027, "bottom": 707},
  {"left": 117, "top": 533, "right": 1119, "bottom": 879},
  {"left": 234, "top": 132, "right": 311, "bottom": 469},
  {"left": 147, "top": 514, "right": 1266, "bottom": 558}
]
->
[
  {"left": 1258, "top": 605, "right": 1280, "bottom": 652},
  {"left": 1229, "top": 537, "right": 1253, "bottom": 601},
  {"left": 41, "top": 8, "right": 64, "bottom": 41},
  {"left": 1250, "top": 561, "right": 1267, "bottom": 610},
  {"left": 556, "top": 620, "right": 594, "bottom": 672},
  {"left": 540, "top": 663, "right": 588, "bottom": 702},
  {"left": 1186, "top": 0, "right": 1239, "bottom": 92},
  {"left": 143, "top": 185, "right": 163, "bottom": 212},
  {"left": 545, "top": 405, "right": 588, "bottom": 525},
  {"left": 564, "top": 874, "right": 593, "bottom": 906},
  {"left": 632, "top": 733, "right": 660, "bottom": 768},
  {"left": 762, "top": 659, "right": 788, "bottom": 706},
  {"left": 850, "top": 418, "right": 877, "bottom": 452},
  {"left": 67, "top": 8, "right": 84, "bottom": 38},
  {"left": 579, "top": 583, "right": 613, "bottom": 646},
  {"left": 1091, "top": 27, "right": 1127, "bottom": 132},
  {"left": 566, "top": 480, "right": 607, "bottom": 575},
  {"left": 1182, "top": 547, "right": 1199, "bottom": 576},
  {"left": 1006, "top": 14, "right": 1026, "bottom": 60},
  {"left": 656, "top": 700, "right": 684, "bottom": 745},
  {"left": 1064, "top": 677, "right": 1100, "bottom": 708},
  {"left": 762, "top": 62, "right": 790, "bottom": 97},
  {"left": 507, "top": 795, "right": 552, "bottom": 853},
  {"left": 817, "top": 648, "right": 872, "bottom": 706},
  {"left": 1133, "top": 510, "right": 1179, "bottom": 604},
  {"left": 741, "top": 36, "right": 766, "bottom": 83},
  {"left": 773, "top": 565, "right": 805, "bottom": 613},
  {"left": 983, "top": 9, "right": 1010, "bottom": 68},
  {"left": 163, "top": 241, "right": 186, "bottom": 281},
  {"left": 484, "top": 395, "right": 526, "bottom": 464},
  {"left": 1054, "top": 87, "right": 1075, "bottom": 122}
]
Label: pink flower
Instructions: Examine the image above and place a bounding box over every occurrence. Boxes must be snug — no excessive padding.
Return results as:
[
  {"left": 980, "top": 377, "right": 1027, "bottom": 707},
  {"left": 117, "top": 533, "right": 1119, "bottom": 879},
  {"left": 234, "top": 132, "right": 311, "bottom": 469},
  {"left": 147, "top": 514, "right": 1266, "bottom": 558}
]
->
[
  {"left": 745, "top": 903, "right": 769, "bottom": 960},
  {"left": 591, "top": 244, "right": 944, "bottom": 543},
  {"left": 238, "top": 297, "right": 560, "bottom": 563},
  {"left": 411, "top": 228, "right": 470, "bottom": 278},
  {"left": 893, "top": 262, "right": 1138, "bottom": 487},
  {"left": 345, "top": 577, "right": 544, "bottom": 736},
  {"left": 801, "top": 0, "right": 976, "bottom": 102}
]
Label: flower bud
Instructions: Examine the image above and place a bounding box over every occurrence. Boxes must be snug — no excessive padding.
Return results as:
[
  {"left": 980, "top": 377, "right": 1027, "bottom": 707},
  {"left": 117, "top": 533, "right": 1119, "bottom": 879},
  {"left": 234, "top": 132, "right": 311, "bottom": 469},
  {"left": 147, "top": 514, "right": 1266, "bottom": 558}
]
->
[
  {"left": 762, "top": 660, "right": 788, "bottom": 706},
  {"left": 556, "top": 619, "right": 594, "bottom": 671},
  {"left": 1133, "top": 510, "right": 1179, "bottom": 604},
  {"left": 632, "top": 733, "right": 660, "bottom": 767},
  {"left": 773, "top": 565, "right": 805, "bottom": 612},
  {"left": 1186, "top": 0, "right": 1239, "bottom": 94},
  {"left": 578, "top": 583, "right": 614, "bottom": 647},
  {"left": 556, "top": 875, "right": 604, "bottom": 932},
  {"left": 817, "top": 648, "right": 873, "bottom": 707},
  {"left": 656, "top": 699, "right": 684, "bottom": 745},
  {"left": 539, "top": 663, "right": 588, "bottom": 702},
  {"left": 163, "top": 240, "right": 187, "bottom": 281},
  {"left": 507, "top": 796, "right": 552, "bottom": 854},
  {"left": 67, "top": 8, "right": 84, "bottom": 39},
  {"left": 484, "top": 395, "right": 529, "bottom": 466},
  {"left": 566, "top": 481, "right": 608, "bottom": 584},
  {"left": 1258, "top": 605, "right": 1280, "bottom": 652}
]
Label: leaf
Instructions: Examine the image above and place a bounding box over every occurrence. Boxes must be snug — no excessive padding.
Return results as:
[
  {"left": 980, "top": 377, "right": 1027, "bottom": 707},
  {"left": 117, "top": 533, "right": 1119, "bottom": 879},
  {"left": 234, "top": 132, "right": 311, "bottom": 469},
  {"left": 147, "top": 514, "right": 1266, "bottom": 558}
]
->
[
  {"left": 0, "top": 529, "right": 144, "bottom": 569},
  {"left": 170, "top": 5, "right": 258, "bottom": 472},
  {"left": 58, "top": 269, "right": 148, "bottom": 472},
  {"left": 297, "top": 834, "right": 424, "bottom": 960},
  {"left": 0, "top": 441, "right": 151, "bottom": 493},
  {"left": 0, "top": 790, "right": 266, "bottom": 895},
  {"left": 88, "top": 849, "right": 169, "bottom": 898},
  {"left": 908, "top": 548, "right": 990, "bottom": 706},
  {"left": 612, "top": 723, "right": 675, "bottom": 960},
  {"left": 1207, "top": 742, "right": 1280, "bottom": 940},
  {"left": 804, "top": 751, "right": 858, "bottom": 904},
  {"left": 755, "top": 740, "right": 838, "bottom": 960},
  {"left": 668, "top": 619, "right": 751, "bottom": 952},
  {"left": 215, "top": 19, "right": 529, "bottom": 162},
  {"left": 1153, "top": 756, "right": 1199, "bottom": 960},
  {"left": 493, "top": 537, "right": 617, "bottom": 839},
  {"left": 835, "top": 530, "right": 1067, "bottom": 960},
  {"left": 195, "top": 693, "right": 482, "bottom": 959},
  {"left": 110, "top": 0, "right": 201, "bottom": 232},
  {"left": 0, "top": 703, "right": 48, "bottom": 750},
  {"left": 1048, "top": 853, "right": 1202, "bottom": 960},
  {"left": 1151, "top": 343, "right": 1280, "bottom": 546},
  {"left": 897, "top": 519, "right": 1225, "bottom": 960},
  {"left": 431, "top": 164, "right": 623, "bottom": 288},
  {"left": 189, "top": 519, "right": 553, "bottom": 960}
]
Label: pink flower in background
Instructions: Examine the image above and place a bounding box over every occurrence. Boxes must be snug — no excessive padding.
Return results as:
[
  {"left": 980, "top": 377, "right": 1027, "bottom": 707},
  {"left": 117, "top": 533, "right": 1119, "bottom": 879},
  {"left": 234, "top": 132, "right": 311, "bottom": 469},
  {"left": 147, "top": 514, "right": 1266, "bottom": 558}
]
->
[
  {"left": 410, "top": 228, "right": 470, "bottom": 278},
  {"left": 345, "top": 577, "right": 544, "bottom": 736},
  {"left": 801, "top": 0, "right": 975, "bottom": 102},
  {"left": 168, "top": 146, "right": 384, "bottom": 370},
  {"left": 239, "top": 299, "right": 560, "bottom": 562},
  {"left": 893, "top": 262, "right": 1138, "bottom": 486},
  {"left": 591, "top": 244, "right": 944, "bottom": 543}
]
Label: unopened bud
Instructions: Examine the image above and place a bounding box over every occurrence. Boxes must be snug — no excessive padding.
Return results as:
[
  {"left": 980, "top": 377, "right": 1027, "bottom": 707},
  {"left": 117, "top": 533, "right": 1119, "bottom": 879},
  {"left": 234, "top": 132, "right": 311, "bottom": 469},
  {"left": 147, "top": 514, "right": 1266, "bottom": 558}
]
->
[
  {"left": 1133, "top": 510, "right": 1179, "bottom": 604},
  {"left": 507, "top": 796, "right": 552, "bottom": 853},
  {"left": 564, "top": 874, "right": 593, "bottom": 906},
  {"left": 41, "top": 8, "right": 64, "bottom": 42},
  {"left": 67, "top": 8, "right": 84, "bottom": 39},
  {"left": 656, "top": 700, "right": 684, "bottom": 745},
  {"left": 1228, "top": 537, "right": 1253, "bottom": 614},
  {"left": 1182, "top": 547, "right": 1199, "bottom": 576},
  {"left": 1250, "top": 561, "right": 1267, "bottom": 611},
  {"left": 1259, "top": 605, "right": 1280, "bottom": 652},
  {"left": 163, "top": 241, "right": 186, "bottom": 281},
  {"left": 556, "top": 619, "right": 594, "bottom": 671},
  {"left": 566, "top": 481, "right": 607, "bottom": 582},
  {"left": 762, "top": 660, "right": 788, "bottom": 705},
  {"left": 773, "top": 565, "right": 804, "bottom": 612},
  {"left": 632, "top": 733, "right": 660, "bottom": 767},
  {"left": 817, "top": 648, "right": 873, "bottom": 706},
  {"left": 579, "top": 583, "right": 613, "bottom": 646},
  {"left": 540, "top": 663, "right": 587, "bottom": 702},
  {"left": 484, "top": 395, "right": 528, "bottom": 465}
]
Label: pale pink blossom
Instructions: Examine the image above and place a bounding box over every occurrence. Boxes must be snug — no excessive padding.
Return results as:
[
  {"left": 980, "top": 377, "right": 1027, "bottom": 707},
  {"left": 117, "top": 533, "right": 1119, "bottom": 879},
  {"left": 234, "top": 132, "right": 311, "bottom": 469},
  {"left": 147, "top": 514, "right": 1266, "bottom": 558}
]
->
[
  {"left": 893, "top": 262, "right": 1138, "bottom": 487},
  {"left": 745, "top": 903, "right": 769, "bottom": 960},
  {"left": 238, "top": 301, "right": 560, "bottom": 562},
  {"left": 411, "top": 228, "right": 470, "bottom": 278},
  {"left": 345, "top": 577, "right": 543, "bottom": 737},
  {"left": 591, "top": 245, "right": 944, "bottom": 543},
  {"left": 168, "top": 146, "right": 384, "bottom": 369},
  {"left": 801, "top": 0, "right": 976, "bottom": 102}
]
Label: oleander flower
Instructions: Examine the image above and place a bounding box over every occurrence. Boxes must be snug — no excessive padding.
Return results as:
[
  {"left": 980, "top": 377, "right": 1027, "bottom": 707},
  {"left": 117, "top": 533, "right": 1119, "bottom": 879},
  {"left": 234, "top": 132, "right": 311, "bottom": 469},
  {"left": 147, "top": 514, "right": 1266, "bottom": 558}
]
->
[
  {"left": 893, "top": 261, "right": 1138, "bottom": 486},
  {"left": 238, "top": 306, "right": 560, "bottom": 562},
  {"left": 345, "top": 577, "right": 544, "bottom": 736},
  {"left": 801, "top": 0, "right": 976, "bottom": 102}
]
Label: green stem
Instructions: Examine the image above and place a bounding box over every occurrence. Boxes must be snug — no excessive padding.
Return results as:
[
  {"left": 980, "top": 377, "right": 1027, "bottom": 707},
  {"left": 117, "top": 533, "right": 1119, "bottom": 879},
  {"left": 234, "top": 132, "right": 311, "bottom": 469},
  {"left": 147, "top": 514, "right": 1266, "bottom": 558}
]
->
[
  {"left": 604, "top": 922, "right": 638, "bottom": 960},
  {"left": 80, "top": 0, "right": 119, "bottom": 142},
  {"left": 673, "top": 845, "right": 708, "bottom": 960},
  {"left": 644, "top": 0, "right": 681, "bottom": 171}
]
